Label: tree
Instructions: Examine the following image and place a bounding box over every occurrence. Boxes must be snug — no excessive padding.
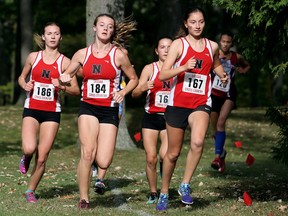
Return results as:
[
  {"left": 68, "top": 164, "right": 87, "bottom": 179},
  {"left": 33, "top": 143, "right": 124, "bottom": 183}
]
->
[
  {"left": 0, "top": 0, "right": 18, "bottom": 104},
  {"left": 156, "top": 0, "right": 182, "bottom": 38},
  {"left": 211, "top": 0, "right": 288, "bottom": 106},
  {"left": 15, "top": 0, "right": 33, "bottom": 105},
  {"left": 212, "top": 0, "right": 288, "bottom": 166},
  {"left": 86, "top": 0, "right": 136, "bottom": 149}
]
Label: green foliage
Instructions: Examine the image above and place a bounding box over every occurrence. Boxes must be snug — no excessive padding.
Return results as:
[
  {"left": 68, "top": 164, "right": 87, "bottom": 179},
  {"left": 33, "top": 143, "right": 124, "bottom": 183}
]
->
[
  {"left": 0, "top": 82, "right": 13, "bottom": 105},
  {"left": 212, "top": 0, "right": 288, "bottom": 107},
  {"left": 265, "top": 106, "right": 288, "bottom": 167},
  {"left": 0, "top": 0, "right": 287, "bottom": 107},
  {"left": 212, "top": 0, "right": 288, "bottom": 74}
]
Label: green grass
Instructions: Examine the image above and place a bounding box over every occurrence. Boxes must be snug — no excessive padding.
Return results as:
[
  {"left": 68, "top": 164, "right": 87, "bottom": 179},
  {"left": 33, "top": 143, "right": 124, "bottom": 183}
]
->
[{"left": 0, "top": 106, "right": 288, "bottom": 216}]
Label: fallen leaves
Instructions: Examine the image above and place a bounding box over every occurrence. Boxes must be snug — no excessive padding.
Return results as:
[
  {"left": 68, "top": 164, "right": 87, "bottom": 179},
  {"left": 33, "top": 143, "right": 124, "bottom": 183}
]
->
[{"left": 278, "top": 205, "right": 287, "bottom": 212}]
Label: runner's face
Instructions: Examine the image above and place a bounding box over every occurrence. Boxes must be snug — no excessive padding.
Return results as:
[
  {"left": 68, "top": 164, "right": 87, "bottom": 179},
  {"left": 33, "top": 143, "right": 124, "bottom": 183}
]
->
[
  {"left": 94, "top": 16, "right": 115, "bottom": 41},
  {"left": 219, "top": 35, "right": 233, "bottom": 53},
  {"left": 43, "top": 25, "right": 61, "bottom": 48},
  {"left": 185, "top": 11, "right": 205, "bottom": 37},
  {"left": 156, "top": 38, "right": 172, "bottom": 62}
]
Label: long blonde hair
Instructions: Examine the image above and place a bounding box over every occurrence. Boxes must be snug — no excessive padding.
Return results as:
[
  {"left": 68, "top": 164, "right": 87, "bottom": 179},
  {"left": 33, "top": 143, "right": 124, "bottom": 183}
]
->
[{"left": 93, "top": 14, "right": 137, "bottom": 48}]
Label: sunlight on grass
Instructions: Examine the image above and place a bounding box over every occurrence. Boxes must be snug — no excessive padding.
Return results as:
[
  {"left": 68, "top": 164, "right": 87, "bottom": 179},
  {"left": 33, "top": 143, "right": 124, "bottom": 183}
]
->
[{"left": 0, "top": 106, "right": 287, "bottom": 216}]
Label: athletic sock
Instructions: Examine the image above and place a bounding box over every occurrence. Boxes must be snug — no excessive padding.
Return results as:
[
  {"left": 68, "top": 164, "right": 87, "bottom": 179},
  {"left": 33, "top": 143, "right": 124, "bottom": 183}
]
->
[
  {"left": 214, "top": 131, "right": 226, "bottom": 155},
  {"left": 25, "top": 189, "right": 34, "bottom": 193}
]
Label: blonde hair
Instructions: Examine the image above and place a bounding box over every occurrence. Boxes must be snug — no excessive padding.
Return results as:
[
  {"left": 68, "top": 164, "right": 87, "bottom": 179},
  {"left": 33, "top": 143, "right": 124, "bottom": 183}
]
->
[
  {"left": 93, "top": 14, "right": 137, "bottom": 48},
  {"left": 33, "top": 33, "right": 45, "bottom": 50}
]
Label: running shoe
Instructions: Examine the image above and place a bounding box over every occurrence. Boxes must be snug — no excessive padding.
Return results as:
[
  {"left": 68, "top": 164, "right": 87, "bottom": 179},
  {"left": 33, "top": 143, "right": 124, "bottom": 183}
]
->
[
  {"left": 147, "top": 192, "right": 158, "bottom": 204},
  {"left": 156, "top": 193, "right": 168, "bottom": 211},
  {"left": 94, "top": 179, "right": 106, "bottom": 195},
  {"left": 211, "top": 150, "right": 227, "bottom": 173},
  {"left": 211, "top": 157, "right": 221, "bottom": 170},
  {"left": 25, "top": 191, "right": 37, "bottom": 203},
  {"left": 78, "top": 199, "right": 90, "bottom": 209},
  {"left": 19, "top": 155, "right": 31, "bottom": 174},
  {"left": 178, "top": 183, "right": 193, "bottom": 204}
]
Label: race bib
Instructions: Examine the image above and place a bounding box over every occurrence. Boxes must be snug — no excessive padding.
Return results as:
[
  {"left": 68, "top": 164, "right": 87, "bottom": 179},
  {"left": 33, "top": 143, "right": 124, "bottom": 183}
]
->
[
  {"left": 212, "top": 75, "right": 230, "bottom": 92},
  {"left": 182, "top": 73, "right": 206, "bottom": 95},
  {"left": 87, "top": 79, "right": 110, "bottom": 98},
  {"left": 155, "top": 91, "right": 170, "bottom": 108},
  {"left": 32, "top": 82, "right": 54, "bottom": 101}
]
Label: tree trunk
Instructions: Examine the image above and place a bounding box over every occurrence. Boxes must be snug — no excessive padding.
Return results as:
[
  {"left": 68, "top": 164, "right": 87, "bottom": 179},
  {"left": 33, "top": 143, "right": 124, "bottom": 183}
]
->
[
  {"left": 86, "top": 0, "right": 135, "bottom": 149},
  {"left": 15, "top": 0, "right": 33, "bottom": 105},
  {"left": 156, "top": 0, "right": 182, "bottom": 38}
]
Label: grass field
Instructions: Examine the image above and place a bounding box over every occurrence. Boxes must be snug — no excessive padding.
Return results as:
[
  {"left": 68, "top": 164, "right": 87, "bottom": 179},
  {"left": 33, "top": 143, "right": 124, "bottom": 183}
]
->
[{"left": 0, "top": 105, "right": 287, "bottom": 216}]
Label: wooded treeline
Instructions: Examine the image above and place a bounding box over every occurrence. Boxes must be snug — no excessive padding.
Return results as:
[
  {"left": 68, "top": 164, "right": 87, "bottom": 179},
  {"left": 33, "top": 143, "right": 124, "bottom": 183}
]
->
[{"left": 0, "top": 0, "right": 287, "bottom": 107}]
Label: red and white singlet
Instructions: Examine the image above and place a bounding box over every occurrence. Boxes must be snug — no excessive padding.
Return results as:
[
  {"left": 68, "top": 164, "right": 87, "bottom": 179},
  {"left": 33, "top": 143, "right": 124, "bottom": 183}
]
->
[
  {"left": 81, "top": 45, "right": 121, "bottom": 107},
  {"left": 144, "top": 62, "right": 172, "bottom": 114},
  {"left": 211, "top": 51, "right": 237, "bottom": 98},
  {"left": 168, "top": 37, "right": 213, "bottom": 109},
  {"left": 24, "top": 51, "right": 64, "bottom": 112}
]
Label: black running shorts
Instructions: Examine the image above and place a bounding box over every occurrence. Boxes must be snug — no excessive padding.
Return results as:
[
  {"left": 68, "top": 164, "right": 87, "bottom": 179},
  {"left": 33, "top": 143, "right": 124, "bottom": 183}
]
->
[
  {"left": 142, "top": 111, "right": 166, "bottom": 131},
  {"left": 23, "top": 108, "right": 61, "bottom": 123},
  {"left": 165, "top": 105, "right": 211, "bottom": 129},
  {"left": 78, "top": 101, "right": 119, "bottom": 127}
]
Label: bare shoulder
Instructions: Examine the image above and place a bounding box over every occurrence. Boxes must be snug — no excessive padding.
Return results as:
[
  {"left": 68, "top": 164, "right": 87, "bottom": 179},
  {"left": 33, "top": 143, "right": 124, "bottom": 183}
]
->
[
  {"left": 75, "top": 47, "right": 88, "bottom": 56},
  {"left": 27, "top": 51, "right": 38, "bottom": 59},
  {"left": 172, "top": 38, "right": 182, "bottom": 47},
  {"left": 142, "top": 63, "right": 154, "bottom": 73},
  {"left": 26, "top": 51, "right": 39, "bottom": 64},
  {"left": 72, "top": 47, "right": 88, "bottom": 63},
  {"left": 208, "top": 39, "right": 218, "bottom": 49},
  {"left": 167, "top": 38, "right": 182, "bottom": 57},
  {"left": 115, "top": 47, "right": 130, "bottom": 66},
  {"left": 116, "top": 47, "right": 128, "bottom": 58},
  {"left": 207, "top": 39, "right": 219, "bottom": 55},
  {"left": 118, "top": 47, "right": 128, "bottom": 55},
  {"left": 62, "top": 56, "right": 71, "bottom": 69}
]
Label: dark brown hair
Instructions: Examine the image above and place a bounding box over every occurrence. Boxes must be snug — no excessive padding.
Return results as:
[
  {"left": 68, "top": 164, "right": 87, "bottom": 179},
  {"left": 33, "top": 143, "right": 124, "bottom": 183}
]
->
[{"left": 175, "top": 7, "right": 206, "bottom": 39}]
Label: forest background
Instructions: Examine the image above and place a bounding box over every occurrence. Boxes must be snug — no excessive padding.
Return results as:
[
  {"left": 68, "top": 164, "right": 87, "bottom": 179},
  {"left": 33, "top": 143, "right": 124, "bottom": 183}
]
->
[
  {"left": 0, "top": 1, "right": 288, "bottom": 215},
  {"left": 0, "top": 0, "right": 287, "bottom": 108}
]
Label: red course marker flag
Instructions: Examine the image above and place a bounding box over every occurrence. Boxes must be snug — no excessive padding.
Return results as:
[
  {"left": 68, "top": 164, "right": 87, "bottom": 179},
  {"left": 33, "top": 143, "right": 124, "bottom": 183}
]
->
[
  {"left": 243, "top": 191, "right": 252, "bottom": 206},
  {"left": 246, "top": 153, "right": 255, "bottom": 166},
  {"left": 133, "top": 132, "right": 141, "bottom": 142},
  {"left": 234, "top": 141, "right": 242, "bottom": 148}
]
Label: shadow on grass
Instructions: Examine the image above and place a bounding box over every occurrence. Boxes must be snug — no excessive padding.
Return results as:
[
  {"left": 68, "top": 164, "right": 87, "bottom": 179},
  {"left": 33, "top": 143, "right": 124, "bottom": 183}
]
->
[
  {"left": 213, "top": 177, "right": 288, "bottom": 203},
  {"left": 208, "top": 159, "right": 288, "bottom": 203},
  {"left": 163, "top": 189, "right": 211, "bottom": 211},
  {"left": 38, "top": 178, "right": 136, "bottom": 201},
  {"left": 0, "top": 141, "right": 22, "bottom": 156},
  {"left": 38, "top": 183, "right": 79, "bottom": 199}
]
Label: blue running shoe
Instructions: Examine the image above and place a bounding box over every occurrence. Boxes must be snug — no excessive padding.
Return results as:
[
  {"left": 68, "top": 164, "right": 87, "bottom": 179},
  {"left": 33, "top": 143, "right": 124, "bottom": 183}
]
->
[
  {"left": 156, "top": 193, "right": 168, "bottom": 211},
  {"left": 178, "top": 183, "right": 193, "bottom": 204}
]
